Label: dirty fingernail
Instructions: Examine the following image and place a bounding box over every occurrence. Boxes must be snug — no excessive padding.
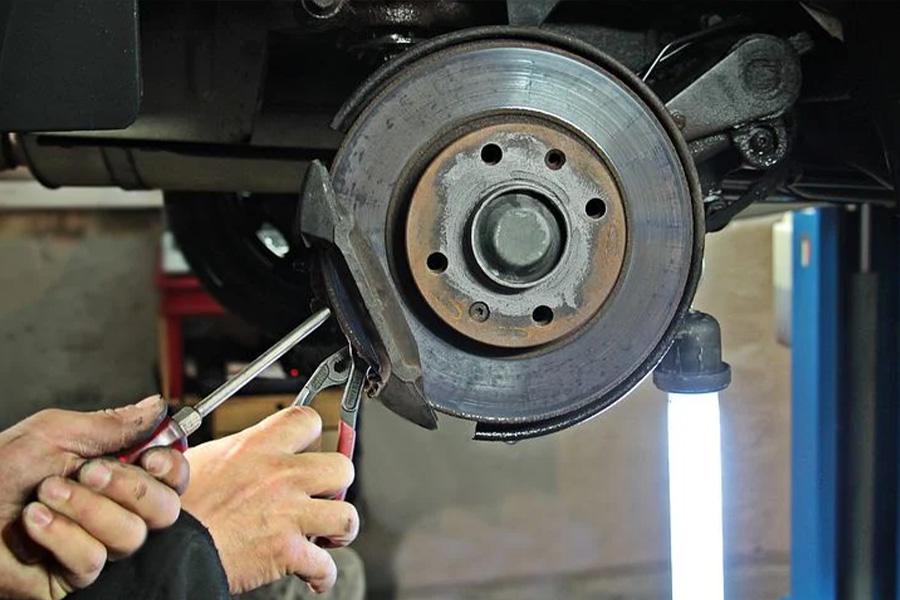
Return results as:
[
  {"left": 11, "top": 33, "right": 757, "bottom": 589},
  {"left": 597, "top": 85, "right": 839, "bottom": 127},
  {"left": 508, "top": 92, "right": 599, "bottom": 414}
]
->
[
  {"left": 81, "top": 462, "right": 113, "bottom": 490},
  {"left": 142, "top": 451, "right": 170, "bottom": 477},
  {"left": 41, "top": 478, "right": 71, "bottom": 503},
  {"left": 25, "top": 504, "right": 53, "bottom": 528}
]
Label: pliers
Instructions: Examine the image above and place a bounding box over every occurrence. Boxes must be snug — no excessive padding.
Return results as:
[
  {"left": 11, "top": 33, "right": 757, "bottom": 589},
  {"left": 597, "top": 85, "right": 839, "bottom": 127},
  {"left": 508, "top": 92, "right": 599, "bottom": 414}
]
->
[
  {"left": 294, "top": 345, "right": 367, "bottom": 500},
  {"left": 292, "top": 346, "right": 351, "bottom": 407}
]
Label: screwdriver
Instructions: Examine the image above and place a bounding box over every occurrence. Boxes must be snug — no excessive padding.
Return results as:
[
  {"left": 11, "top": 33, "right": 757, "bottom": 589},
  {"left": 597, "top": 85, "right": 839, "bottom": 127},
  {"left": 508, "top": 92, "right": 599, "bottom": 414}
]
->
[{"left": 117, "top": 307, "right": 332, "bottom": 463}]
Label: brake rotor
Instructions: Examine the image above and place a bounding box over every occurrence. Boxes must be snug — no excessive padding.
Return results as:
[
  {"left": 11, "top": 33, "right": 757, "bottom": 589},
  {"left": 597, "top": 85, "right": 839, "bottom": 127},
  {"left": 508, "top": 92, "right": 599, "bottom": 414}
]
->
[{"left": 326, "top": 29, "right": 702, "bottom": 437}]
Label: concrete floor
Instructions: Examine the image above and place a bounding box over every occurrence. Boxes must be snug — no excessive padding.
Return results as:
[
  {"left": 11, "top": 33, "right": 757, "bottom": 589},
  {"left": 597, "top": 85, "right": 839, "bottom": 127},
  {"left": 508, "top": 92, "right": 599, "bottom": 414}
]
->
[{"left": 0, "top": 207, "right": 791, "bottom": 598}]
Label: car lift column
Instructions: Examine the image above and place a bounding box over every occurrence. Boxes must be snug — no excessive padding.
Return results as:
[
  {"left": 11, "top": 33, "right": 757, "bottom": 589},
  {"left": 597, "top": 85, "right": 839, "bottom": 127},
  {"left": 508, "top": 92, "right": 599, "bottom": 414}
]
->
[
  {"left": 790, "top": 207, "right": 840, "bottom": 599},
  {"left": 789, "top": 205, "right": 899, "bottom": 599}
]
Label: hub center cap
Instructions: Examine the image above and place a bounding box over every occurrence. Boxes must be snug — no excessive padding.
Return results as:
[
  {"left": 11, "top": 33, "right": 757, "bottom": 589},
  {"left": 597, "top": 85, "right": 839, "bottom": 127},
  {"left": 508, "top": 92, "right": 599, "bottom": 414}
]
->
[{"left": 471, "top": 189, "right": 564, "bottom": 288}]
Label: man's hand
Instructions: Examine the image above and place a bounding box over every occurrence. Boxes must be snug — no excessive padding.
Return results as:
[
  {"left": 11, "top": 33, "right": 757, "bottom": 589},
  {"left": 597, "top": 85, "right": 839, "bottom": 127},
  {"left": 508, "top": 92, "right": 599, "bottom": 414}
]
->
[
  {"left": 181, "top": 406, "right": 358, "bottom": 594},
  {"left": 0, "top": 396, "right": 190, "bottom": 600}
]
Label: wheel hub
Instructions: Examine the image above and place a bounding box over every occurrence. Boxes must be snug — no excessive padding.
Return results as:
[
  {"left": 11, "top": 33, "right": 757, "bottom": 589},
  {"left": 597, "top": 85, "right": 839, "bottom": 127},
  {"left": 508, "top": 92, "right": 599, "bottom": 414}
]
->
[
  {"left": 471, "top": 188, "right": 562, "bottom": 287},
  {"left": 406, "top": 120, "right": 627, "bottom": 348}
]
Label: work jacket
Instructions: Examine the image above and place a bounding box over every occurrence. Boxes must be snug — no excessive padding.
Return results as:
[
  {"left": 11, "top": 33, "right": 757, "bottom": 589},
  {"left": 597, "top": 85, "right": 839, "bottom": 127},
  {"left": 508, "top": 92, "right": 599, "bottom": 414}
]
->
[{"left": 70, "top": 512, "right": 229, "bottom": 600}]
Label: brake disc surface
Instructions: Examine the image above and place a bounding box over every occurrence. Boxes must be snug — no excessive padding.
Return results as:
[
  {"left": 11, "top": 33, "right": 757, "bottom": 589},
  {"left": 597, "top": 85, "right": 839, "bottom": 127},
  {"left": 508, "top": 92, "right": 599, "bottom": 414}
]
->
[{"left": 328, "top": 32, "right": 702, "bottom": 434}]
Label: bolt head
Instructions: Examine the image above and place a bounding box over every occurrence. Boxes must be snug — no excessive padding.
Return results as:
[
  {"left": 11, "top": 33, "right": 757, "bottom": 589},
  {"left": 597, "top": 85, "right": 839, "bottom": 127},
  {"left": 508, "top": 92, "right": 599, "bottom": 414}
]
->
[
  {"left": 469, "top": 302, "right": 490, "bottom": 322},
  {"left": 749, "top": 129, "right": 776, "bottom": 154}
]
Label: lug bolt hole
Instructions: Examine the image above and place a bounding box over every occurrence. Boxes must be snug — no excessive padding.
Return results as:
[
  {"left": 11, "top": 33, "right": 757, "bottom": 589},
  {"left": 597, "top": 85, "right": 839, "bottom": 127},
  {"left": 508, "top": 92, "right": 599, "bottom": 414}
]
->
[
  {"left": 532, "top": 305, "right": 554, "bottom": 326},
  {"left": 544, "top": 149, "right": 566, "bottom": 170},
  {"left": 480, "top": 144, "right": 503, "bottom": 165},
  {"left": 585, "top": 198, "right": 607, "bottom": 219},
  {"left": 426, "top": 252, "right": 448, "bottom": 273}
]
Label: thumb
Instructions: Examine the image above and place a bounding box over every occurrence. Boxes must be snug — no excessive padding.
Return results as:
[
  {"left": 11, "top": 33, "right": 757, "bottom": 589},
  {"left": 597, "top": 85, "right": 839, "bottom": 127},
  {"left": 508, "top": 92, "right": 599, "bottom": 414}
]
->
[{"left": 54, "top": 395, "right": 168, "bottom": 456}]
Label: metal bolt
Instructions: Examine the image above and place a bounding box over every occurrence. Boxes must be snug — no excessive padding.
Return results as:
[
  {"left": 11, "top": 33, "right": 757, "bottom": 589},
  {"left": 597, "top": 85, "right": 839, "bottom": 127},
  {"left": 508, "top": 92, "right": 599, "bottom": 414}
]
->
[
  {"left": 469, "top": 302, "right": 490, "bottom": 322},
  {"left": 749, "top": 128, "right": 776, "bottom": 155},
  {"left": 671, "top": 111, "right": 687, "bottom": 130}
]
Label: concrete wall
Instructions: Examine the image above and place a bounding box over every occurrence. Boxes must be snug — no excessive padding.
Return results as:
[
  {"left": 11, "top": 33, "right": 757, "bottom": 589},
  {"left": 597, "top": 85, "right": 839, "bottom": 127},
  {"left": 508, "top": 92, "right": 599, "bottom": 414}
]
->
[
  {"left": 0, "top": 209, "right": 791, "bottom": 598},
  {"left": 0, "top": 211, "right": 161, "bottom": 427}
]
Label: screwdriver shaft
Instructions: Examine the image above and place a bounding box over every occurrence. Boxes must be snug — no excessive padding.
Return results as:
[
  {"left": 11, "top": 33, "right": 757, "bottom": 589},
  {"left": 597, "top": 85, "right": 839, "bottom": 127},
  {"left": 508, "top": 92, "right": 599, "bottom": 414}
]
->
[{"left": 193, "top": 307, "right": 332, "bottom": 419}]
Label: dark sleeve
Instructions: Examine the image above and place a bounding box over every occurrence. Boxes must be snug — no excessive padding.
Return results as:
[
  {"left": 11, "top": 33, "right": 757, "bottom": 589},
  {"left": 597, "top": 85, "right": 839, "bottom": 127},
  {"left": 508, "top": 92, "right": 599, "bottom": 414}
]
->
[{"left": 69, "top": 511, "right": 230, "bottom": 600}]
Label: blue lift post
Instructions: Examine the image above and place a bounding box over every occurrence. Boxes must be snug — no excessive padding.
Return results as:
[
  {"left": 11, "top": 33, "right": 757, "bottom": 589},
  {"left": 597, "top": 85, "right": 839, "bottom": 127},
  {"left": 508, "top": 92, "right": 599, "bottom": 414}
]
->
[{"left": 790, "top": 207, "right": 840, "bottom": 599}]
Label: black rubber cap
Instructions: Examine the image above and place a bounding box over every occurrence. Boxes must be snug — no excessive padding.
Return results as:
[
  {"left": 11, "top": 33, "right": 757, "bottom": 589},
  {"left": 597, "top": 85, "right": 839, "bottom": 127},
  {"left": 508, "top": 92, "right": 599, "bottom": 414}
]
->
[{"left": 653, "top": 310, "right": 732, "bottom": 393}]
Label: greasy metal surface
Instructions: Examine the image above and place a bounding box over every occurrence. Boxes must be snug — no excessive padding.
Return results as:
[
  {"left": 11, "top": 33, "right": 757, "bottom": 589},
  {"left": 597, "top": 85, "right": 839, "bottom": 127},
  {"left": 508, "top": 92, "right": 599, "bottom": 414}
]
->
[
  {"left": 666, "top": 34, "right": 801, "bottom": 143},
  {"left": 330, "top": 37, "right": 700, "bottom": 427},
  {"left": 406, "top": 122, "right": 626, "bottom": 348},
  {"left": 731, "top": 119, "right": 789, "bottom": 169}
]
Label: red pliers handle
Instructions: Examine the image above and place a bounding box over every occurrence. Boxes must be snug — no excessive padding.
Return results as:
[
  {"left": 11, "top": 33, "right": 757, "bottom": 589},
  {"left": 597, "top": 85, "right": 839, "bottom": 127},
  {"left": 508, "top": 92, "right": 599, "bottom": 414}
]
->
[{"left": 334, "top": 351, "right": 366, "bottom": 500}]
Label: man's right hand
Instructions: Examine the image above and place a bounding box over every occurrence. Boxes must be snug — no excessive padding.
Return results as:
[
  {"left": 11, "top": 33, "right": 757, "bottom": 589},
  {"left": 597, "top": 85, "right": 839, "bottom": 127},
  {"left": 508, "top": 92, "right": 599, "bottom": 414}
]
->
[
  {"left": 0, "top": 396, "right": 190, "bottom": 600},
  {"left": 181, "top": 406, "right": 359, "bottom": 594}
]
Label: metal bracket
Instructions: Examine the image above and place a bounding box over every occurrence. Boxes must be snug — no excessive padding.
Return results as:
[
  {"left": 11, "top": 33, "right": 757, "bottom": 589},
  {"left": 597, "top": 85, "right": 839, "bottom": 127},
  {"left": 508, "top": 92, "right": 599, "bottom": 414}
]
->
[
  {"left": 506, "top": 0, "right": 561, "bottom": 26},
  {"left": 705, "top": 161, "right": 790, "bottom": 232},
  {"left": 299, "top": 161, "right": 437, "bottom": 429},
  {"left": 666, "top": 34, "right": 802, "bottom": 143}
]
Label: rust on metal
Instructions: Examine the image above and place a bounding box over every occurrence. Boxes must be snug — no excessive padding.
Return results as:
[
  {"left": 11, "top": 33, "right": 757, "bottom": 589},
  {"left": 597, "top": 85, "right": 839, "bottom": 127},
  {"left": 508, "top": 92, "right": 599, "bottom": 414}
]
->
[{"left": 405, "top": 120, "right": 627, "bottom": 348}]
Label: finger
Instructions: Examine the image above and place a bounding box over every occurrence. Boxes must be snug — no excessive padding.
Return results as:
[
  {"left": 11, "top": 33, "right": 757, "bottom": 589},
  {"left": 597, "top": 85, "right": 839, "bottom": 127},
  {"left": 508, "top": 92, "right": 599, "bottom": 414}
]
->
[
  {"left": 290, "top": 452, "right": 355, "bottom": 497},
  {"left": 281, "top": 536, "right": 337, "bottom": 593},
  {"left": 36, "top": 476, "right": 148, "bottom": 560},
  {"left": 300, "top": 499, "right": 359, "bottom": 546},
  {"left": 22, "top": 502, "right": 107, "bottom": 591},
  {"left": 139, "top": 447, "right": 191, "bottom": 495},
  {"left": 247, "top": 406, "right": 323, "bottom": 453},
  {"left": 43, "top": 395, "right": 167, "bottom": 456},
  {"left": 78, "top": 459, "right": 180, "bottom": 529}
]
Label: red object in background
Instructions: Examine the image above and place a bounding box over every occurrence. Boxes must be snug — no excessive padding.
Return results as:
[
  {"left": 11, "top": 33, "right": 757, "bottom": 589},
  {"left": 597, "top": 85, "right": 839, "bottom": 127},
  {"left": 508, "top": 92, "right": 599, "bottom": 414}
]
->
[{"left": 156, "top": 268, "right": 225, "bottom": 400}]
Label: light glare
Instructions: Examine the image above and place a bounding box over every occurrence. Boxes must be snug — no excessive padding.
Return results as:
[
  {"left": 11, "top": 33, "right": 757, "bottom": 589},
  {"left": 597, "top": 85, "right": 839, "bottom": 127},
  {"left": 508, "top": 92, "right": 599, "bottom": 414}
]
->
[{"left": 667, "top": 392, "right": 725, "bottom": 600}]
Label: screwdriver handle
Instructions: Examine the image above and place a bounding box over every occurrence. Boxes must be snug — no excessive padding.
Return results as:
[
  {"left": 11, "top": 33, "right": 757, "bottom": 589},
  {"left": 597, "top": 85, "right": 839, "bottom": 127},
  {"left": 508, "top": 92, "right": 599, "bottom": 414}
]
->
[{"left": 116, "top": 416, "right": 189, "bottom": 464}]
